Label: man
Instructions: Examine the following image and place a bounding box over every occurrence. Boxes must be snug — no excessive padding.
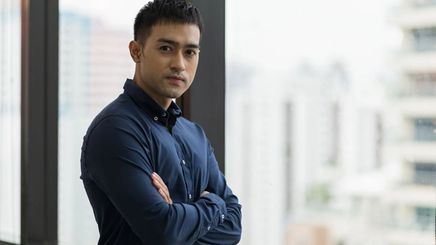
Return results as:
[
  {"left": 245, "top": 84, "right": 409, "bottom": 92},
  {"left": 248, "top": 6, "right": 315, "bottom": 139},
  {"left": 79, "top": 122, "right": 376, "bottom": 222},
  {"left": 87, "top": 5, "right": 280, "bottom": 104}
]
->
[{"left": 80, "top": 0, "right": 242, "bottom": 244}]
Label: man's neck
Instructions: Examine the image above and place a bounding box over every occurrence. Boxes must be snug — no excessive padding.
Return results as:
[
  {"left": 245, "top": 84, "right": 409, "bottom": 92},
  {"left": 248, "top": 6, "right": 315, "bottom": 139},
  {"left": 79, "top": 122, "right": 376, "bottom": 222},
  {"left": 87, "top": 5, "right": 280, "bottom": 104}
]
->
[{"left": 132, "top": 77, "right": 171, "bottom": 110}]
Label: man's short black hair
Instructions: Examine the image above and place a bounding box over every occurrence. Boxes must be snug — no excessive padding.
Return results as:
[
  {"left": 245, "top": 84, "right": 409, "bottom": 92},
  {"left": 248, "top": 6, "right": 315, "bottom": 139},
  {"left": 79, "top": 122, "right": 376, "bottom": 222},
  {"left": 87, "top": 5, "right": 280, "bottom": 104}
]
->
[{"left": 134, "top": 0, "right": 203, "bottom": 45}]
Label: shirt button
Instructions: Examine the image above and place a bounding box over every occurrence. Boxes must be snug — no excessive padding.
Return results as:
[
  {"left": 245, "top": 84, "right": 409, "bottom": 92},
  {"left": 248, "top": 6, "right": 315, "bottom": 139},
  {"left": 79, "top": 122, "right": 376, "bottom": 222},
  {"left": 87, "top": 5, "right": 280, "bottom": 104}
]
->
[
  {"left": 182, "top": 160, "right": 186, "bottom": 165},
  {"left": 207, "top": 225, "right": 211, "bottom": 231},
  {"left": 189, "top": 194, "right": 192, "bottom": 200},
  {"left": 162, "top": 112, "right": 167, "bottom": 117},
  {"left": 221, "top": 214, "right": 225, "bottom": 220},
  {"left": 153, "top": 116, "right": 158, "bottom": 121}
]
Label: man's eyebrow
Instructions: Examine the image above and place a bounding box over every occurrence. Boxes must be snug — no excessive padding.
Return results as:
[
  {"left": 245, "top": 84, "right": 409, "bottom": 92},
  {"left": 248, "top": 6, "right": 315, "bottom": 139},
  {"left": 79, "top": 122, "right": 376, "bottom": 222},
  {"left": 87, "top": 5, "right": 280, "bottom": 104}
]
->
[{"left": 157, "top": 38, "right": 200, "bottom": 49}]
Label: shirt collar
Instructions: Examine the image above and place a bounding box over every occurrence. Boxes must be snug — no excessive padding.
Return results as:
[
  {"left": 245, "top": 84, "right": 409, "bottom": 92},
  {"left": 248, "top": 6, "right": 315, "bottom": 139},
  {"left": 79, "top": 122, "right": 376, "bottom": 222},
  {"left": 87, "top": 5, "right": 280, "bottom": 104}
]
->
[{"left": 123, "top": 79, "right": 182, "bottom": 129}]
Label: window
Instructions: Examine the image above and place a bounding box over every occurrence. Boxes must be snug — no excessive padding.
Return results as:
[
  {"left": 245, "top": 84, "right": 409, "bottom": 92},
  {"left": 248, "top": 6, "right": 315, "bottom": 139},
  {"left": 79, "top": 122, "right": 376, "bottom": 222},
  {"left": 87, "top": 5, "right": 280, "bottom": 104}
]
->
[
  {"left": 0, "top": 0, "right": 21, "bottom": 243},
  {"left": 414, "top": 118, "right": 436, "bottom": 141},
  {"left": 406, "top": 73, "right": 436, "bottom": 96},
  {"left": 58, "top": 1, "right": 137, "bottom": 244},
  {"left": 413, "top": 162, "right": 436, "bottom": 186},
  {"left": 412, "top": 27, "right": 436, "bottom": 52},
  {"left": 415, "top": 207, "right": 435, "bottom": 231},
  {"left": 226, "top": 0, "right": 435, "bottom": 244}
]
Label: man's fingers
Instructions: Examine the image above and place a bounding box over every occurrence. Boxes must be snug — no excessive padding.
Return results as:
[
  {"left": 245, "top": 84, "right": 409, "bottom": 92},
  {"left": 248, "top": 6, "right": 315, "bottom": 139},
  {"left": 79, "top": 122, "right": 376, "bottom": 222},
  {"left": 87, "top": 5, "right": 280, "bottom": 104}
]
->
[
  {"left": 152, "top": 178, "right": 168, "bottom": 196},
  {"left": 158, "top": 188, "right": 170, "bottom": 203},
  {"left": 156, "top": 174, "right": 168, "bottom": 190},
  {"left": 152, "top": 172, "right": 173, "bottom": 204},
  {"left": 153, "top": 180, "right": 169, "bottom": 202},
  {"left": 158, "top": 188, "right": 173, "bottom": 204},
  {"left": 152, "top": 174, "right": 169, "bottom": 193},
  {"left": 152, "top": 177, "right": 163, "bottom": 189},
  {"left": 152, "top": 173, "right": 168, "bottom": 189}
]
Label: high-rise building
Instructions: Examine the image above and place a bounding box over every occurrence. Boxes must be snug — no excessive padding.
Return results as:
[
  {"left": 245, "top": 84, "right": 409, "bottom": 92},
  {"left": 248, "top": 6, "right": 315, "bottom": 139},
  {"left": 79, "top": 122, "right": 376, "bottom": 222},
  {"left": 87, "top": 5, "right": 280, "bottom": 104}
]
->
[
  {"left": 58, "top": 11, "right": 133, "bottom": 245},
  {"left": 88, "top": 19, "right": 134, "bottom": 116},
  {"left": 282, "top": 63, "right": 386, "bottom": 245},
  {"left": 226, "top": 71, "right": 286, "bottom": 245},
  {"left": 226, "top": 60, "right": 385, "bottom": 245},
  {"left": 58, "top": 11, "right": 95, "bottom": 245},
  {"left": 383, "top": 0, "right": 436, "bottom": 244}
]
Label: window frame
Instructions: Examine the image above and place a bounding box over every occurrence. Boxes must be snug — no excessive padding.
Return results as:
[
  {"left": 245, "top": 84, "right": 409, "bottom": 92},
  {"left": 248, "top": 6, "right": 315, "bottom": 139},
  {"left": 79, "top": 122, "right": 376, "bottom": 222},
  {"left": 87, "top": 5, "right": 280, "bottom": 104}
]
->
[
  {"left": 19, "top": 0, "right": 59, "bottom": 244},
  {"left": 179, "top": 0, "right": 226, "bottom": 172}
]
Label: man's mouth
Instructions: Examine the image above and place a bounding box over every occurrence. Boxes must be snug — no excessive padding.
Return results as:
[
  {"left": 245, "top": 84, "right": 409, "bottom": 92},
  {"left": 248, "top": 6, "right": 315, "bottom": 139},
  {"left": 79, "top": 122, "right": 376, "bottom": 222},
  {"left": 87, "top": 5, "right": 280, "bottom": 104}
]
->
[{"left": 166, "top": 75, "right": 186, "bottom": 84}]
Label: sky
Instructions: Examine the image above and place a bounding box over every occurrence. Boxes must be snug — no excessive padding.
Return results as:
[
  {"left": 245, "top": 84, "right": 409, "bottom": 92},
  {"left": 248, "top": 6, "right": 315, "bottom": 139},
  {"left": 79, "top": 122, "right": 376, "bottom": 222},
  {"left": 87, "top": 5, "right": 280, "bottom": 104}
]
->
[{"left": 226, "top": 0, "right": 402, "bottom": 83}]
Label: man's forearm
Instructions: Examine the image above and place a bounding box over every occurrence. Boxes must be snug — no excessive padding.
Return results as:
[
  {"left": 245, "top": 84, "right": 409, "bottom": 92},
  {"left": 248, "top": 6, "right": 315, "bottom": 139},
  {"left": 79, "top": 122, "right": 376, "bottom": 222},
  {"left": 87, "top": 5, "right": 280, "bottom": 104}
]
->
[
  {"left": 152, "top": 173, "right": 241, "bottom": 245},
  {"left": 195, "top": 202, "right": 242, "bottom": 245}
]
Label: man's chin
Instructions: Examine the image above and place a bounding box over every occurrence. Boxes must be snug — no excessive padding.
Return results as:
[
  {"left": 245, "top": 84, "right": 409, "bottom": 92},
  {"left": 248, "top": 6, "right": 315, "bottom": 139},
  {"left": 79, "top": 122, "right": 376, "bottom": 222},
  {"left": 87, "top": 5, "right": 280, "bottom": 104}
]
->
[{"left": 166, "top": 90, "right": 187, "bottom": 100}]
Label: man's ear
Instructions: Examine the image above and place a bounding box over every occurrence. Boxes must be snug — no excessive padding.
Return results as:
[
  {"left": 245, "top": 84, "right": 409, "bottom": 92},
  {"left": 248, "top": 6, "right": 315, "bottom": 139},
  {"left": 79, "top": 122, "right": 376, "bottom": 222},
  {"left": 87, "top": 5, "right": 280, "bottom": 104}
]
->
[{"left": 129, "top": 40, "right": 141, "bottom": 63}]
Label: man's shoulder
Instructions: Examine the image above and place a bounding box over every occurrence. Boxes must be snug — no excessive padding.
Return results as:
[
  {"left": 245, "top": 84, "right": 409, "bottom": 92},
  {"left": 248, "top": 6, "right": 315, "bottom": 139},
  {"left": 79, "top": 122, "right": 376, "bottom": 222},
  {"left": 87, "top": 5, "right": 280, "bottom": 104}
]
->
[
  {"left": 99, "top": 93, "right": 135, "bottom": 117},
  {"left": 86, "top": 94, "right": 145, "bottom": 135}
]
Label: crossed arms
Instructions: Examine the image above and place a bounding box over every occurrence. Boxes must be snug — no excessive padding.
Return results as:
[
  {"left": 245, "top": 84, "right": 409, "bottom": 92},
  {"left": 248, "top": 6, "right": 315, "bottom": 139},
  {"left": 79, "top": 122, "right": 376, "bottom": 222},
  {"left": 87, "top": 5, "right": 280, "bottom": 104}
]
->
[{"left": 84, "top": 116, "right": 242, "bottom": 245}]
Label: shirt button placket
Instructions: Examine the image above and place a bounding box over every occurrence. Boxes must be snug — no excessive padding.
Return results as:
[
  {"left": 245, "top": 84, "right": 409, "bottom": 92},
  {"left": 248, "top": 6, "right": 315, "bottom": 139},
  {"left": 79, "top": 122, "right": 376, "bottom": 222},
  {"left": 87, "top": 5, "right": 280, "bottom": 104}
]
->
[{"left": 181, "top": 159, "right": 192, "bottom": 202}]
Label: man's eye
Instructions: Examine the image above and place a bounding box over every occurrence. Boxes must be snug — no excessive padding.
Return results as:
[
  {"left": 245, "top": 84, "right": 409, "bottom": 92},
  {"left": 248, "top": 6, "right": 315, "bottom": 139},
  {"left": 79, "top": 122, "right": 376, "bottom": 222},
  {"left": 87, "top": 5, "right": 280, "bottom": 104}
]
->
[
  {"left": 185, "top": 49, "right": 197, "bottom": 57},
  {"left": 159, "top": 46, "right": 172, "bottom": 52}
]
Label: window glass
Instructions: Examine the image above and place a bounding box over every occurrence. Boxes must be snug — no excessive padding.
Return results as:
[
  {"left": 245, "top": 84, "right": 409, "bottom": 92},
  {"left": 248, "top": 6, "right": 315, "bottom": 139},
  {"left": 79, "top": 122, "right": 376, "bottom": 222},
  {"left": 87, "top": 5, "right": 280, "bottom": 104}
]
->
[
  {"left": 414, "top": 118, "right": 436, "bottom": 141},
  {"left": 412, "top": 27, "right": 436, "bottom": 52},
  {"left": 405, "top": 73, "right": 436, "bottom": 96},
  {"left": 226, "top": 0, "right": 436, "bottom": 244},
  {"left": 415, "top": 206, "right": 435, "bottom": 230},
  {"left": 413, "top": 162, "right": 436, "bottom": 186},
  {"left": 0, "top": 0, "right": 21, "bottom": 243},
  {"left": 58, "top": 1, "right": 146, "bottom": 244}
]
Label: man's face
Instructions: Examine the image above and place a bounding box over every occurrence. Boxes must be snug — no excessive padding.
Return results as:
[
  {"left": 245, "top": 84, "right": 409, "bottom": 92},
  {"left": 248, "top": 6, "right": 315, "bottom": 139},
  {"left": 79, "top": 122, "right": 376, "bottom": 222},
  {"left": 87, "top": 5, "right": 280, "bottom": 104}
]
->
[{"left": 131, "top": 23, "right": 200, "bottom": 108}]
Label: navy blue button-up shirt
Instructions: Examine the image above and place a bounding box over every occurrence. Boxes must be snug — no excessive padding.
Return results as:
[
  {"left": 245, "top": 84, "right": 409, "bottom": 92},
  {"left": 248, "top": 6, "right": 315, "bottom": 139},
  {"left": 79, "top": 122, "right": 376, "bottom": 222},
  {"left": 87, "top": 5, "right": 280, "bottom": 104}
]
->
[{"left": 80, "top": 79, "right": 242, "bottom": 245}]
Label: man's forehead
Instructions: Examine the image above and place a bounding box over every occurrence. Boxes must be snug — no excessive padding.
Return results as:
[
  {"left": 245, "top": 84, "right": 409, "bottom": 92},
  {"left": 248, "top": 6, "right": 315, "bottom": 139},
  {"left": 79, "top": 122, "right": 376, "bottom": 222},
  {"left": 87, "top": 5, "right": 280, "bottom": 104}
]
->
[{"left": 149, "top": 22, "right": 200, "bottom": 44}]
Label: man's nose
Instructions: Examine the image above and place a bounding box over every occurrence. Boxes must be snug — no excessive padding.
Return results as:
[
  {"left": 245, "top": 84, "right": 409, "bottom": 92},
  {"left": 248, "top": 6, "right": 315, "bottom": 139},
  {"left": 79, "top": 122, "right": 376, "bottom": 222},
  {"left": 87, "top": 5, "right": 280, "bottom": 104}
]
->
[{"left": 170, "top": 51, "right": 186, "bottom": 72}]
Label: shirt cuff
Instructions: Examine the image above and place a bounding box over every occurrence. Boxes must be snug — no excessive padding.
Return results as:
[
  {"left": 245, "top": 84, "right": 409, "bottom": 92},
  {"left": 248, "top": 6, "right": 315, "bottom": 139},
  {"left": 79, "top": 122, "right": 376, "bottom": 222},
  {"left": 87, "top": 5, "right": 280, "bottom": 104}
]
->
[{"left": 200, "top": 192, "right": 227, "bottom": 230}]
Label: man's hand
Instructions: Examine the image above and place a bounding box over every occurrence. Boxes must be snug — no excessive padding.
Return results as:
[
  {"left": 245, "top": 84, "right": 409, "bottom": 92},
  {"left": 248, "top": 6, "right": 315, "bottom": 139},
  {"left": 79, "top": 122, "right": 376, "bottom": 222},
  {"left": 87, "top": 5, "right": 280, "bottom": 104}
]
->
[
  {"left": 200, "top": 191, "right": 209, "bottom": 197},
  {"left": 152, "top": 172, "right": 212, "bottom": 204},
  {"left": 151, "top": 172, "right": 173, "bottom": 204}
]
